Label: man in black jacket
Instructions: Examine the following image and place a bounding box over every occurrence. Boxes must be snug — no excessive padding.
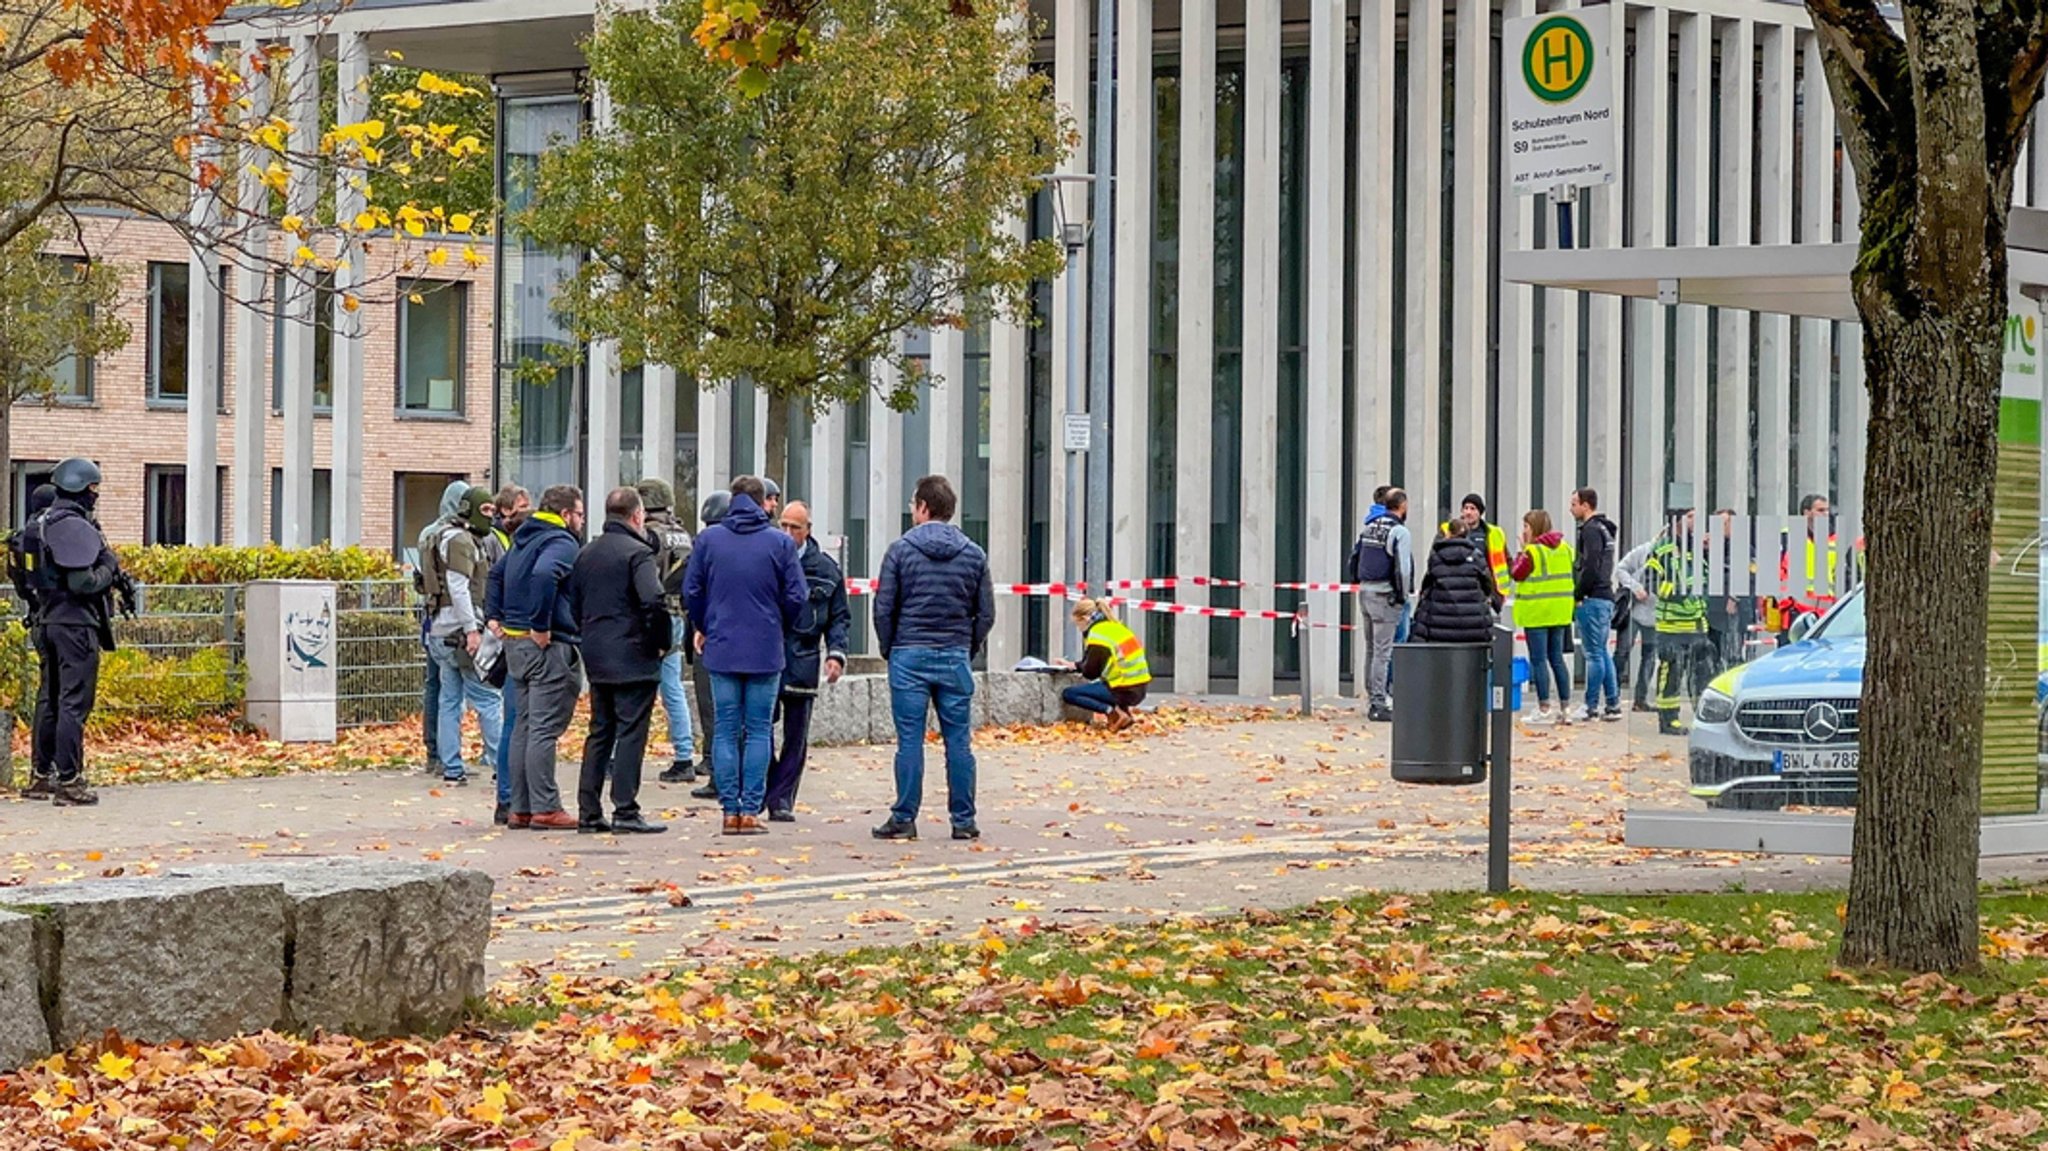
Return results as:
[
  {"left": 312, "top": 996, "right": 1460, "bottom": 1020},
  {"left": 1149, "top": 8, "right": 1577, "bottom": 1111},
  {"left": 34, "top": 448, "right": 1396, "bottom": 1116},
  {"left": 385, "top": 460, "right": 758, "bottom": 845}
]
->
[
  {"left": 22, "top": 458, "right": 136, "bottom": 807},
  {"left": 568, "top": 487, "right": 672, "bottom": 834},
  {"left": 765, "top": 500, "right": 852, "bottom": 822},
  {"left": 872, "top": 475, "right": 996, "bottom": 842},
  {"left": 1569, "top": 487, "right": 1623, "bottom": 721}
]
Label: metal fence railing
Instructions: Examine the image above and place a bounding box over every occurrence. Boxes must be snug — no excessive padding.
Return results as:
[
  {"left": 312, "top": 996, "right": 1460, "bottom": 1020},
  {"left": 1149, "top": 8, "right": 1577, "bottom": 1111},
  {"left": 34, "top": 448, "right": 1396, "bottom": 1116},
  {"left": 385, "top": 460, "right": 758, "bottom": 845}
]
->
[{"left": 6, "top": 580, "right": 426, "bottom": 729}]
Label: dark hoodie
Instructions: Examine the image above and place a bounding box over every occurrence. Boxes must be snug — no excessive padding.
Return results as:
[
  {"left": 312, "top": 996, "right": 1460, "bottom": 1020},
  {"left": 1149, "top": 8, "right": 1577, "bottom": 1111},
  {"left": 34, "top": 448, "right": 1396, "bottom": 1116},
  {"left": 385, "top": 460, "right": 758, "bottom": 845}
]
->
[
  {"left": 682, "top": 492, "right": 806, "bottom": 675},
  {"left": 874, "top": 521, "right": 996, "bottom": 659},
  {"left": 1573, "top": 513, "right": 1619, "bottom": 601}
]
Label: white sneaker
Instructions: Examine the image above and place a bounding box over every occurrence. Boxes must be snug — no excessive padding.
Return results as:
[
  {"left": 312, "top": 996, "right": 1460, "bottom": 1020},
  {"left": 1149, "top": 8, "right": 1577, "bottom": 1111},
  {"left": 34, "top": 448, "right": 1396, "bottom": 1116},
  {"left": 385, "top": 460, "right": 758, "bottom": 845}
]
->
[
  {"left": 1566, "top": 705, "right": 1595, "bottom": 723},
  {"left": 1525, "top": 707, "right": 1557, "bottom": 725}
]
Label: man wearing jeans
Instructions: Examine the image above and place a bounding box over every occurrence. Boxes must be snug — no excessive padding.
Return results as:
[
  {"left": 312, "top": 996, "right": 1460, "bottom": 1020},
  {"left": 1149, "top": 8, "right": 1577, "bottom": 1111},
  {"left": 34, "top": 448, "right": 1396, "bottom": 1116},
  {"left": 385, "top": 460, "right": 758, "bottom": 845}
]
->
[
  {"left": 683, "top": 476, "right": 806, "bottom": 835},
  {"left": 1570, "top": 487, "right": 1623, "bottom": 720},
  {"left": 499, "top": 485, "right": 587, "bottom": 831},
  {"left": 422, "top": 486, "right": 504, "bottom": 785},
  {"left": 1350, "top": 487, "right": 1412, "bottom": 722},
  {"left": 636, "top": 478, "right": 698, "bottom": 784},
  {"left": 871, "top": 475, "right": 996, "bottom": 842}
]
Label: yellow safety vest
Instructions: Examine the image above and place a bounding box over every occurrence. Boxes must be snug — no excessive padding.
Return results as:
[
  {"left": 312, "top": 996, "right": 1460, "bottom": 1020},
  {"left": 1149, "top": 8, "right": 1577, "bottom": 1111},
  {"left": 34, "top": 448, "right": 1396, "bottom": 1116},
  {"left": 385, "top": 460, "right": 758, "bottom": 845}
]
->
[
  {"left": 1441, "top": 521, "right": 1511, "bottom": 593},
  {"left": 1085, "top": 617, "right": 1152, "bottom": 689},
  {"left": 1512, "top": 540, "right": 1577, "bottom": 628}
]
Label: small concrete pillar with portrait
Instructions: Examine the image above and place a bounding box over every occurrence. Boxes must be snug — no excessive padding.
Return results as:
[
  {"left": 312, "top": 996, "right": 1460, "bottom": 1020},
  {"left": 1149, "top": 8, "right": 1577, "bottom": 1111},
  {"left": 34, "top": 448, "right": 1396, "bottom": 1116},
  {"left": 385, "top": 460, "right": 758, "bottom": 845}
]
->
[{"left": 245, "top": 580, "right": 339, "bottom": 742}]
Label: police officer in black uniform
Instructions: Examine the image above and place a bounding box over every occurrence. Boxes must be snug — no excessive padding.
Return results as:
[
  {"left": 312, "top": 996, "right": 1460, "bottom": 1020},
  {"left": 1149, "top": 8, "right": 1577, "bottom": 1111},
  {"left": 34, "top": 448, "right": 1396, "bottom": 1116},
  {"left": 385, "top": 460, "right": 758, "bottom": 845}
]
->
[{"left": 23, "top": 458, "right": 135, "bottom": 806}]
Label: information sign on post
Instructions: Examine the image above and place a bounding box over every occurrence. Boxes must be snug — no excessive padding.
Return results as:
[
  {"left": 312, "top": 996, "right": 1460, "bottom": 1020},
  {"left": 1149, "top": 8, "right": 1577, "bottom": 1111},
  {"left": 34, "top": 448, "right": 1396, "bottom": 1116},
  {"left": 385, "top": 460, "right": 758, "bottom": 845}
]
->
[
  {"left": 1063, "top": 412, "right": 1092, "bottom": 452},
  {"left": 1505, "top": 11, "right": 1618, "bottom": 196}
]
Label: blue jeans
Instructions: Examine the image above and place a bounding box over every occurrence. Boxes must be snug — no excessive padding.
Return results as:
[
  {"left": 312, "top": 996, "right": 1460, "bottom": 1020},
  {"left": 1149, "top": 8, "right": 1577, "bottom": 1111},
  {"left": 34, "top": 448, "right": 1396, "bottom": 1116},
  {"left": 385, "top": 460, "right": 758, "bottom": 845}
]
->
[
  {"left": 1577, "top": 597, "right": 1620, "bottom": 709},
  {"left": 495, "top": 674, "right": 518, "bottom": 808},
  {"left": 1062, "top": 680, "right": 1117, "bottom": 714},
  {"left": 710, "top": 670, "right": 779, "bottom": 815},
  {"left": 1525, "top": 625, "right": 1571, "bottom": 706},
  {"left": 429, "top": 637, "right": 503, "bottom": 779},
  {"left": 658, "top": 619, "right": 693, "bottom": 761},
  {"left": 887, "top": 648, "right": 978, "bottom": 828}
]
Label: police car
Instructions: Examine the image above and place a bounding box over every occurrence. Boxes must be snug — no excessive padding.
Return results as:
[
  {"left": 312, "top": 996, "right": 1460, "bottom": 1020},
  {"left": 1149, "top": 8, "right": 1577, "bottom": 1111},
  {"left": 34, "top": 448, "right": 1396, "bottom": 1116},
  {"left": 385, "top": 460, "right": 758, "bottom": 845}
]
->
[
  {"left": 1687, "top": 590, "right": 1867, "bottom": 810},
  {"left": 1689, "top": 587, "right": 2048, "bottom": 809}
]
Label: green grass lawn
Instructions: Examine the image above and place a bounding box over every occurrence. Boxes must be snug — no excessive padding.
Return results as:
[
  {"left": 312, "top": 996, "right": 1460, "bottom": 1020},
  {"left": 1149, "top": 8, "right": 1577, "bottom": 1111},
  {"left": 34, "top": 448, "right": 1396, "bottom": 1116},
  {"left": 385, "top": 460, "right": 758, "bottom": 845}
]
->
[{"left": 9, "top": 888, "right": 2048, "bottom": 1149}]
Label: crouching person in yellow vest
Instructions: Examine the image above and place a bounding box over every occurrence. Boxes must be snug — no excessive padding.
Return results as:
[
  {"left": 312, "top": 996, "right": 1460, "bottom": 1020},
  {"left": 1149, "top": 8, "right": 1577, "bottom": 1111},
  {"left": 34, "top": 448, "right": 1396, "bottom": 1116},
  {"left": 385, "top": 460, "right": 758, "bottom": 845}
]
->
[{"left": 1062, "top": 598, "right": 1153, "bottom": 733}]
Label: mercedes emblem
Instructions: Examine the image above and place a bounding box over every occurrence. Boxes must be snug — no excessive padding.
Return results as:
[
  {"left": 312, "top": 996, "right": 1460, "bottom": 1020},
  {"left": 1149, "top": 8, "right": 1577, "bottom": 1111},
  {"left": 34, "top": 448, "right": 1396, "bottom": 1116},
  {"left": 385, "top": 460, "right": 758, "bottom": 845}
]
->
[{"left": 1802, "top": 701, "right": 1843, "bottom": 743}]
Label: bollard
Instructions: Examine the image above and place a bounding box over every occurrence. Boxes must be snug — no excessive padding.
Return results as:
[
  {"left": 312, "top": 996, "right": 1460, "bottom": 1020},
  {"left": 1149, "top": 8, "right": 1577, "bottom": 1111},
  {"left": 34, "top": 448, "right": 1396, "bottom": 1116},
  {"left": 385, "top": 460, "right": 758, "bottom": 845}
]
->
[
  {"left": 1296, "top": 609, "right": 1313, "bottom": 716},
  {"left": 1488, "top": 622, "right": 1515, "bottom": 895}
]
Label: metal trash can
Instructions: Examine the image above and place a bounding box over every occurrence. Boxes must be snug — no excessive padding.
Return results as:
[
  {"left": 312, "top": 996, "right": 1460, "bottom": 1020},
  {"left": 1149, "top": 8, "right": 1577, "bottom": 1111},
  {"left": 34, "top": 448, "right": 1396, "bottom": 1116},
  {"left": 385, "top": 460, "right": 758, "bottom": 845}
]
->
[{"left": 1390, "top": 642, "right": 1490, "bottom": 784}]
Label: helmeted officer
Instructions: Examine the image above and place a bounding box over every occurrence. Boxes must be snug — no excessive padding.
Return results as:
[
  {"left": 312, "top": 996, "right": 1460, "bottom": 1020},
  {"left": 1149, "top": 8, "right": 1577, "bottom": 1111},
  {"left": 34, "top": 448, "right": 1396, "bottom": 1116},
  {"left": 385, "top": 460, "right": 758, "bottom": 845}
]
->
[{"left": 23, "top": 458, "right": 135, "bottom": 806}]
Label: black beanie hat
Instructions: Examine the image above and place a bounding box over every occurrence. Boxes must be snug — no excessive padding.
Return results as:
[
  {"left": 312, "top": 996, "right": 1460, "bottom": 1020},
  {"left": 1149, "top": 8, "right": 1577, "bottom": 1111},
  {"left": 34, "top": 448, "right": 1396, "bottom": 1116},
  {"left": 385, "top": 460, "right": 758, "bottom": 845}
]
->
[{"left": 1461, "top": 493, "right": 1486, "bottom": 516}]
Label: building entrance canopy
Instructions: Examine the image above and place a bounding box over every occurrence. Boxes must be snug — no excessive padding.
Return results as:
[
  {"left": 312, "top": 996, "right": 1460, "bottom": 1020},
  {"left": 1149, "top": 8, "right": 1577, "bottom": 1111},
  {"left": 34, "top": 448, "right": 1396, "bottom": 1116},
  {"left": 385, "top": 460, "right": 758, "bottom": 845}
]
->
[{"left": 1503, "top": 205, "right": 2048, "bottom": 321}]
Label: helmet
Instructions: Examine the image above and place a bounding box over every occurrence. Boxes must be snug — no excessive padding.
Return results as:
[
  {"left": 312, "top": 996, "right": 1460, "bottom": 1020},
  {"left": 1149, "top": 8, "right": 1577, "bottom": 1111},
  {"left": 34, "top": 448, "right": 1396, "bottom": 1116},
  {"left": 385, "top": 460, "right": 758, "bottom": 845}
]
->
[
  {"left": 24, "top": 484, "right": 56, "bottom": 521},
  {"left": 636, "top": 477, "right": 675, "bottom": 513},
  {"left": 51, "top": 457, "right": 101, "bottom": 495},
  {"left": 458, "top": 486, "right": 493, "bottom": 533},
  {"left": 762, "top": 477, "right": 781, "bottom": 504},
  {"left": 700, "top": 490, "right": 731, "bottom": 526}
]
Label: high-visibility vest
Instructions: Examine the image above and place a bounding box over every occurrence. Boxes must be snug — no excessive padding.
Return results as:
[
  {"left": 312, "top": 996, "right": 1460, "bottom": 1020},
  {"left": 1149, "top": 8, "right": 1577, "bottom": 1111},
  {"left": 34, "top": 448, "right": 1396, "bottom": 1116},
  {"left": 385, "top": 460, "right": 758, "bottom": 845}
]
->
[
  {"left": 1649, "top": 538, "right": 1708, "bottom": 634},
  {"left": 1085, "top": 617, "right": 1152, "bottom": 689},
  {"left": 1512, "top": 540, "right": 1577, "bottom": 628},
  {"left": 1441, "top": 521, "right": 1511, "bottom": 593},
  {"left": 1764, "top": 531, "right": 1840, "bottom": 631}
]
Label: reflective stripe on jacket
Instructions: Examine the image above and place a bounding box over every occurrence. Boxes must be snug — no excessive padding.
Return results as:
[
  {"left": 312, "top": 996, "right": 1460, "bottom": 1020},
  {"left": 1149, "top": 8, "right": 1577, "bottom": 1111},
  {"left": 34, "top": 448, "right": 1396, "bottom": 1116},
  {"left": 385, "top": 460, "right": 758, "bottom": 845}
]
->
[{"left": 1085, "top": 617, "right": 1152, "bottom": 689}]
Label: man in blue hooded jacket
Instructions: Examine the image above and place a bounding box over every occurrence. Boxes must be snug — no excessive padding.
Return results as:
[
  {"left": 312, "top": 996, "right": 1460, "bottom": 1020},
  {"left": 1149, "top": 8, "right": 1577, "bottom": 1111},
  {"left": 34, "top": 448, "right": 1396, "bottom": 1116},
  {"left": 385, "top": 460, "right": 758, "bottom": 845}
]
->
[
  {"left": 871, "top": 474, "right": 996, "bottom": 842},
  {"left": 684, "top": 476, "right": 806, "bottom": 835},
  {"left": 498, "top": 484, "right": 587, "bottom": 830}
]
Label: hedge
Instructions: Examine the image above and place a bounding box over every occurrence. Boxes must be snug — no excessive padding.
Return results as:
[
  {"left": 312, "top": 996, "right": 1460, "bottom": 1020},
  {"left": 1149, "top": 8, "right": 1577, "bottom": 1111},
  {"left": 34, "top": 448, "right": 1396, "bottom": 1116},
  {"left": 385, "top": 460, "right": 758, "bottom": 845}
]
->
[{"left": 114, "top": 544, "right": 402, "bottom": 586}]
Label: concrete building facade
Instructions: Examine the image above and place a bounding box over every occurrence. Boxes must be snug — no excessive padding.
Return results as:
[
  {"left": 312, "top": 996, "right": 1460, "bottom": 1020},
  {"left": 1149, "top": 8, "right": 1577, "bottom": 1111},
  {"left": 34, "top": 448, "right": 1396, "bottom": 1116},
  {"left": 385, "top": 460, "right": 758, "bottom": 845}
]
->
[{"left": 25, "top": 212, "right": 494, "bottom": 551}]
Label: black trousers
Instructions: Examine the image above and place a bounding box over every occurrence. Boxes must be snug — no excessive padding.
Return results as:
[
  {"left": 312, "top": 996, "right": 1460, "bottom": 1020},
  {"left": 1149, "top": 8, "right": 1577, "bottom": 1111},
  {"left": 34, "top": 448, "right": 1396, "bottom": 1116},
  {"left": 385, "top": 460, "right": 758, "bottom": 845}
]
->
[
  {"left": 765, "top": 693, "right": 815, "bottom": 814},
  {"left": 33, "top": 624, "right": 99, "bottom": 784},
  {"left": 691, "top": 657, "right": 717, "bottom": 765},
  {"left": 578, "top": 680, "right": 658, "bottom": 821}
]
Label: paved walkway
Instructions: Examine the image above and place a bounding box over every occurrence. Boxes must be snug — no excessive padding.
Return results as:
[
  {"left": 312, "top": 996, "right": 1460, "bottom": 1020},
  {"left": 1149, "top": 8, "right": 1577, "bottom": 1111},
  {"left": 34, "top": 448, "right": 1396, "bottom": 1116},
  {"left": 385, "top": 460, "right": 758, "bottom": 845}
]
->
[{"left": 7, "top": 702, "right": 2046, "bottom": 981}]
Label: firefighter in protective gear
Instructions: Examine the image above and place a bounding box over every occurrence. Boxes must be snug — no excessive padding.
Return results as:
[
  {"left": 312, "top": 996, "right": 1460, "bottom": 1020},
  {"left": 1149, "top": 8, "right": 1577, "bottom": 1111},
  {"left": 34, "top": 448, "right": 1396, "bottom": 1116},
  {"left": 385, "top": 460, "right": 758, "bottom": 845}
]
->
[
  {"left": 1061, "top": 598, "right": 1153, "bottom": 733},
  {"left": 25, "top": 457, "right": 134, "bottom": 806},
  {"left": 1764, "top": 494, "right": 1841, "bottom": 640},
  {"left": 1440, "top": 493, "right": 1511, "bottom": 611},
  {"left": 1645, "top": 508, "right": 1712, "bottom": 738}
]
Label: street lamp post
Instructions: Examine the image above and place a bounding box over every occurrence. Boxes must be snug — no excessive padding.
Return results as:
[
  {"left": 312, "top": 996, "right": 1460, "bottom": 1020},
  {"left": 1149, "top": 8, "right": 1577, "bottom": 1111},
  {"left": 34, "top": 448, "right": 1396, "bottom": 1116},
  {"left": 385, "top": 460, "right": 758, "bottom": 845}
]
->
[{"left": 1043, "top": 172, "right": 1096, "bottom": 657}]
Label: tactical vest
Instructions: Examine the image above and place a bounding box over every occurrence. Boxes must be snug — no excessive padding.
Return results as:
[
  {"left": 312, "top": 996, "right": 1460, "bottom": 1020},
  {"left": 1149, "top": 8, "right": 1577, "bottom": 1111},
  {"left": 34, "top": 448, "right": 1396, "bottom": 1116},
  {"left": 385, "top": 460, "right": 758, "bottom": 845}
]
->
[
  {"left": 645, "top": 511, "right": 694, "bottom": 614},
  {"left": 1354, "top": 515, "right": 1398, "bottom": 584},
  {"left": 420, "top": 522, "right": 486, "bottom": 613},
  {"left": 1512, "top": 540, "right": 1576, "bottom": 628},
  {"left": 1085, "top": 617, "right": 1152, "bottom": 689}
]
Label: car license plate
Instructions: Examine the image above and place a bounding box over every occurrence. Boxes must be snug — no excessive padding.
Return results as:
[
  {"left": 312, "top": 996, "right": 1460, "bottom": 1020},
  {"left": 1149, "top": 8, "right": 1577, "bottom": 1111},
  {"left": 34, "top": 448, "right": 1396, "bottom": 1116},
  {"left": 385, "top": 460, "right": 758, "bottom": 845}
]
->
[{"left": 1773, "top": 748, "right": 1859, "bottom": 774}]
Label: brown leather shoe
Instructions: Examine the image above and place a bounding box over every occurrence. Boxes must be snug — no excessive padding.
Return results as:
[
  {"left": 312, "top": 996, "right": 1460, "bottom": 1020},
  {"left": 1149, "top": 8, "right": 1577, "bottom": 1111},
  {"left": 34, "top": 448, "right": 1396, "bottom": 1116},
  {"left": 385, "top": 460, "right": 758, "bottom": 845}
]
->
[
  {"left": 723, "top": 814, "right": 767, "bottom": 836},
  {"left": 722, "top": 815, "right": 743, "bottom": 835},
  {"left": 1107, "top": 708, "right": 1134, "bottom": 733},
  {"left": 528, "top": 810, "right": 579, "bottom": 830},
  {"left": 507, "top": 812, "right": 533, "bottom": 829}
]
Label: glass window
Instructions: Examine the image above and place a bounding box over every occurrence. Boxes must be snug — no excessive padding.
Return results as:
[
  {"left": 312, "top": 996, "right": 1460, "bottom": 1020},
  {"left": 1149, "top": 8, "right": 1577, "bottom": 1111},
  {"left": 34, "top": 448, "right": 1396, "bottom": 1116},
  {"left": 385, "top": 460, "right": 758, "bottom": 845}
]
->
[
  {"left": 49, "top": 257, "right": 93, "bottom": 402},
  {"left": 496, "top": 92, "right": 585, "bottom": 496},
  {"left": 144, "top": 465, "right": 225, "bottom": 545},
  {"left": 11, "top": 462, "right": 55, "bottom": 530},
  {"left": 395, "top": 471, "right": 466, "bottom": 554},
  {"left": 399, "top": 281, "right": 466, "bottom": 414},
  {"left": 272, "top": 270, "right": 334, "bottom": 412},
  {"left": 147, "top": 262, "right": 191, "bottom": 405},
  {"left": 269, "top": 468, "right": 333, "bottom": 545}
]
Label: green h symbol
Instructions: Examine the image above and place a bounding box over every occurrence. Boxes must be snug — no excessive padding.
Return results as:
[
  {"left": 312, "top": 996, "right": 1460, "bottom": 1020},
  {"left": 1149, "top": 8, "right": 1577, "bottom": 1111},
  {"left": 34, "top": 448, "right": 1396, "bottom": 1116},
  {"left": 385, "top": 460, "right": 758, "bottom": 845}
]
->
[{"left": 1539, "top": 31, "right": 1574, "bottom": 87}]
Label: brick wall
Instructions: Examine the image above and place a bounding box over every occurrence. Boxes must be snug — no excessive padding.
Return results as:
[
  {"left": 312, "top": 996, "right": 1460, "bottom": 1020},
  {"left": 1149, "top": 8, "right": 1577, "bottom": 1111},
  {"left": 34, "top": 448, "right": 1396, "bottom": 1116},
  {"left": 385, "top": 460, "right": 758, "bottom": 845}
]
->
[{"left": 22, "top": 213, "right": 496, "bottom": 551}]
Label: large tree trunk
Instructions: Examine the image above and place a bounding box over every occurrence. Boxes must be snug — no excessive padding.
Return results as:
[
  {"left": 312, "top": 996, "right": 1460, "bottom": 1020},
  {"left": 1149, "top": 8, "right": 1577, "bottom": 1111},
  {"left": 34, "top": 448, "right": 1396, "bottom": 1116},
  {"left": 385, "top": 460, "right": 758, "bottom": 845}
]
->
[
  {"left": 1841, "top": 300, "right": 1998, "bottom": 973},
  {"left": 763, "top": 389, "right": 792, "bottom": 492},
  {"left": 1809, "top": 0, "right": 2048, "bottom": 973},
  {"left": 0, "top": 404, "right": 13, "bottom": 532}
]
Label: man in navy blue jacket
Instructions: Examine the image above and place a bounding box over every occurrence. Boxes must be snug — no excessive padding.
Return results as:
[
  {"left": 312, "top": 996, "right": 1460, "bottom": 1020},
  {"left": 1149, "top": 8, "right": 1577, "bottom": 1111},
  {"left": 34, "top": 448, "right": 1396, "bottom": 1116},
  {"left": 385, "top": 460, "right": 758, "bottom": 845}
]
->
[
  {"left": 872, "top": 474, "right": 996, "bottom": 842},
  {"left": 683, "top": 476, "right": 806, "bottom": 835},
  {"left": 497, "top": 484, "right": 586, "bottom": 831}
]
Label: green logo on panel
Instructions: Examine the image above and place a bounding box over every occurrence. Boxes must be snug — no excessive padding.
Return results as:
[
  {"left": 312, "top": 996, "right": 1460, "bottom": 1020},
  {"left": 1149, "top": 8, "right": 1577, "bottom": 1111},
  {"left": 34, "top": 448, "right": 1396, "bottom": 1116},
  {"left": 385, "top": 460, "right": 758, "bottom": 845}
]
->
[{"left": 1523, "top": 16, "right": 1593, "bottom": 104}]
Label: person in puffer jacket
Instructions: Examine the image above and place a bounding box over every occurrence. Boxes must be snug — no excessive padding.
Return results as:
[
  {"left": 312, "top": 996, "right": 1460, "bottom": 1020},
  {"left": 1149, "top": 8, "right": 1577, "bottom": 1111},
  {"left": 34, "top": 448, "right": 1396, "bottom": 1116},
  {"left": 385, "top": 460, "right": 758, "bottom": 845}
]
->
[
  {"left": 1409, "top": 525, "right": 1503, "bottom": 643},
  {"left": 871, "top": 474, "right": 996, "bottom": 843}
]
